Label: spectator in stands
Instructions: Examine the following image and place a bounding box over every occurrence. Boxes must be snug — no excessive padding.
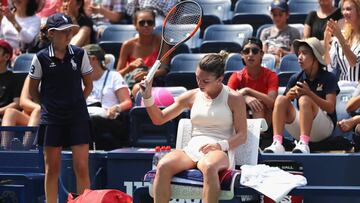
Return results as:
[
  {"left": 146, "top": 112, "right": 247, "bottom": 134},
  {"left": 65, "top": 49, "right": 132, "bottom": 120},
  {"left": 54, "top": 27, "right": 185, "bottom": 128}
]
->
[
  {"left": 28, "top": 13, "right": 93, "bottom": 203},
  {"left": 0, "top": 40, "right": 21, "bottom": 122},
  {"left": 324, "top": 0, "right": 360, "bottom": 86},
  {"left": 84, "top": 44, "right": 132, "bottom": 150},
  {"left": 36, "top": 0, "right": 62, "bottom": 24},
  {"left": 1, "top": 76, "right": 40, "bottom": 150},
  {"left": 228, "top": 37, "right": 278, "bottom": 127},
  {"left": 87, "top": 0, "right": 127, "bottom": 30},
  {"left": 260, "top": 0, "right": 300, "bottom": 66},
  {"left": 264, "top": 38, "right": 339, "bottom": 154},
  {"left": 140, "top": 51, "right": 247, "bottom": 203},
  {"left": 116, "top": 8, "right": 169, "bottom": 97},
  {"left": 126, "top": 0, "right": 177, "bottom": 25},
  {"left": 337, "top": 84, "right": 360, "bottom": 133},
  {"left": 304, "top": 0, "right": 342, "bottom": 40},
  {"left": 0, "top": 0, "right": 41, "bottom": 54},
  {"left": 62, "top": 0, "right": 96, "bottom": 46}
]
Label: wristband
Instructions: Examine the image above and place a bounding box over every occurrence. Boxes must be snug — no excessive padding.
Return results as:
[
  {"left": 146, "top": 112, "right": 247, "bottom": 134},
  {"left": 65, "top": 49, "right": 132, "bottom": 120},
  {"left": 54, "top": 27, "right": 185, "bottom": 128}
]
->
[
  {"left": 143, "top": 96, "right": 154, "bottom": 107},
  {"left": 217, "top": 140, "right": 229, "bottom": 151}
]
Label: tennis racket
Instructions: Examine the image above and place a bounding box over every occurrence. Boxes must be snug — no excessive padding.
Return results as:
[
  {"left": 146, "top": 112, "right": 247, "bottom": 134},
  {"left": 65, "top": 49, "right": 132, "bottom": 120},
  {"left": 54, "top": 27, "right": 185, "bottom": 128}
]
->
[{"left": 145, "top": 0, "right": 203, "bottom": 82}]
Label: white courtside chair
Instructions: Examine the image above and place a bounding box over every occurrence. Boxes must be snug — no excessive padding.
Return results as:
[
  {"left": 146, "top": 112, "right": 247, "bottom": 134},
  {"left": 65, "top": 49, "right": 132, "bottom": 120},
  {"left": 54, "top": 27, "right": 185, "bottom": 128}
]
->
[{"left": 148, "top": 118, "right": 268, "bottom": 200}]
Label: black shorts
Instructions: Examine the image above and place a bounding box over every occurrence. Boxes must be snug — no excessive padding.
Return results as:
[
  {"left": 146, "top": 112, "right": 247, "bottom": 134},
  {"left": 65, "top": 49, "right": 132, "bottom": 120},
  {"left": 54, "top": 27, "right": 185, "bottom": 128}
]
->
[{"left": 37, "top": 120, "right": 93, "bottom": 147}]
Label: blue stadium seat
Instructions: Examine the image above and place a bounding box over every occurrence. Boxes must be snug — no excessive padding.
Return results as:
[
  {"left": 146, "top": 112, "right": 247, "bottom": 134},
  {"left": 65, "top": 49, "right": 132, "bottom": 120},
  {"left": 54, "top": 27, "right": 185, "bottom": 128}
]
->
[
  {"left": 278, "top": 54, "right": 301, "bottom": 86},
  {"left": 13, "top": 54, "right": 35, "bottom": 73},
  {"left": 202, "top": 24, "right": 253, "bottom": 46},
  {"left": 100, "top": 25, "right": 137, "bottom": 42},
  {"left": 223, "top": 53, "right": 245, "bottom": 84},
  {"left": 129, "top": 107, "right": 186, "bottom": 148},
  {"left": 194, "top": 0, "right": 232, "bottom": 21},
  {"left": 169, "top": 53, "right": 206, "bottom": 72},
  {"left": 98, "top": 41, "right": 122, "bottom": 68},
  {"left": 288, "top": 0, "right": 319, "bottom": 14},
  {"left": 232, "top": 14, "right": 272, "bottom": 35},
  {"left": 200, "top": 15, "right": 223, "bottom": 38},
  {"left": 165, "top": 54, "right": 206, "bottom": 89},
  {"left": 256, "top": 23, "right": 272, "bottom": 38},
  {"left": 225, "top": 53, "right": 245, "bottom": 71},
  {"left": 278, "top": 54, "right": 301, "bottom": 72},
  {"left": 234, "top": 0, "right": 273, "bottom": 14},
  {"left": 200, "top": 41, "right": 241, "bottom": 53},
  {"left": 262, "top": 53, "right": 276, "bottom": 70}
]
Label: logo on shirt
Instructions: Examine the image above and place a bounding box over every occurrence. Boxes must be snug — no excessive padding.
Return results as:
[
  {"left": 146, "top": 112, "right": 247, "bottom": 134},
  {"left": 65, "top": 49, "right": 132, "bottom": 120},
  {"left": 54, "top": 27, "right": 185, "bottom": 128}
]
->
[
  {"left": 49, "top": 62, "right": 56, "bottom": 68},
  {"left": 70, "top": 58, "right": 77, "bottom": 71},
  {"left": 316, "top": 83, "right": 323, "bottom": 91}
]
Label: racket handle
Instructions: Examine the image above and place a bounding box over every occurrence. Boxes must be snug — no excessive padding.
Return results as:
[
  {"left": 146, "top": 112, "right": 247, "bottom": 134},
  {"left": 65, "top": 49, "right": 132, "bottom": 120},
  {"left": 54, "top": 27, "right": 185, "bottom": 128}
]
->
[{"left": 146, "top": 60, "right": 161, "bottom": 82}]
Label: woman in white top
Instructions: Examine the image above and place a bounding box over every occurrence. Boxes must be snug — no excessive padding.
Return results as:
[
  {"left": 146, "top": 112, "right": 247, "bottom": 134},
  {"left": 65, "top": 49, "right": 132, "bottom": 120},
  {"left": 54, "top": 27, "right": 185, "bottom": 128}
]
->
[
  {"left": 0, "top": 0, "right": 41, "bottom": 53},
  {"left": 84, "top": 44, "right": 132, "bottom": 149},
  {"left": 324, "top": 0, "right": 360, "bottom": 85},
  {"left": 84, "top": 44, "right": 132, "bottom": 118},
  {"left": 140, "top": 51, "right": 247, "bottom": 203}
]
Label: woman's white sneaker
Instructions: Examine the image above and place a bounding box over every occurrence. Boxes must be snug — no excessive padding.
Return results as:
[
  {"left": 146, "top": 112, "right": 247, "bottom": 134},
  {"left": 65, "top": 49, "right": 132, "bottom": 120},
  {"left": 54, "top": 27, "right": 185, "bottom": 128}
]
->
[
  {"left": 292, "top": 141, "right": 310, "bottom": 153},
  {"left": 263, "top": 141, "right": 285, "bottom": 153}
]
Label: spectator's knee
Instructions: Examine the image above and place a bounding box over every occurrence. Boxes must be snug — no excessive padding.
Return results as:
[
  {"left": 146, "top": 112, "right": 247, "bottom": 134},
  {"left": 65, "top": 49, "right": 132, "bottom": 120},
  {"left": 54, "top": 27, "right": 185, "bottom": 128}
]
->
[{"left": 298, "top": 95, "right": 312, "bottom": 108}]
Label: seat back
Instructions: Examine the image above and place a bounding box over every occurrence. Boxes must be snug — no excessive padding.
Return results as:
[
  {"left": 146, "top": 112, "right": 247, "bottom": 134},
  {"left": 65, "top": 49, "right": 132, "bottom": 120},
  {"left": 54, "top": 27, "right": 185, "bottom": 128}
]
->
[
  {"left": 279, "top": 54, "right": 301, "bottom": 72},
  {"left": 170, "top": 53, "right": 206, "bottom": 72},
  {"left": 288, "top": 0, "right": 319, "bottom": 14},
  {"left": 13, "top": 53, "right": 35, "bottom": 73},
  {"left": 129, "top": 107, "right": 186, "bottom": 148},
  {"left": 100, "top": 25, "right": 137, "bottom": 42},
  {"left": 203, "top": 24, "right": 253, "bottom": 46},
  {"left": 234, "top": 0, "right": 273, "bottom": 14},
  {"left": 176, "top": 118, "right": 267, "bottom": 166},
  {"left": 231, "top": 14, "right": 272, "bottom": 35},
  {"left": 98, "top": 41, "right": 122, "bottom": 68},
  {"left": 262, "top": 53, "right": 276, "bottom": 71},
  {"left": 195, "top": 0, "right": 232, "bottom": 20}
]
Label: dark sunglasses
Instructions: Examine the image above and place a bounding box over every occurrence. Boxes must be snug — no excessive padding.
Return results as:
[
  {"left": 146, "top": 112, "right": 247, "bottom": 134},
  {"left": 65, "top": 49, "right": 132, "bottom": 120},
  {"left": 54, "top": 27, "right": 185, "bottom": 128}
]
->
[
  {"left": 242, "top": 47, "right": 261, "bottom": 55},
  {"left": 139, "top": 20, "right": 155, "bottom": 27}
]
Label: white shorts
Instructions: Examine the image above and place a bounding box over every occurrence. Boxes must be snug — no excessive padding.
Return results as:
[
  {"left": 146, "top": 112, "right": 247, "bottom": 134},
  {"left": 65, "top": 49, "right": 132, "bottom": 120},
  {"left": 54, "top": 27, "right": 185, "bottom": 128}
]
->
[{"left": 285, "top": 108, "right": 334, "bottom": 142}]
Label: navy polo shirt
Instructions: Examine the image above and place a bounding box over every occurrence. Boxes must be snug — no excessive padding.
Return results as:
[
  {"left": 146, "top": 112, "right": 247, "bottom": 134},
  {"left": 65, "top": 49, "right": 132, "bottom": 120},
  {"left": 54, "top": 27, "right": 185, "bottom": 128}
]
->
[
  {"left": 285, "top": 68, "right": 340, "bottom": 127},
  {"left": 29, "top": 44, "right": 93, "bottom": 124}
]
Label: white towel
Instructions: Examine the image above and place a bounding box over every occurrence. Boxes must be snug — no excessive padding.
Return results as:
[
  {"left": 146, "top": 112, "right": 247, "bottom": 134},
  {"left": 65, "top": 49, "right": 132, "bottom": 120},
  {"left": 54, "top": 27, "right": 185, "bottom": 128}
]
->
[{"left": 240, "top": 164, "right": 307, "bottom": 202}]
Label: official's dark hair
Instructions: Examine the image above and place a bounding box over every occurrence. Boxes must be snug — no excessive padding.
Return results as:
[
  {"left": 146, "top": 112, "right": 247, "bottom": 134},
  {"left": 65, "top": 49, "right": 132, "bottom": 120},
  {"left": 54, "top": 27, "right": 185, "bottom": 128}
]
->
[
  {"left": 198, "top": 50, "right": 229, "bottom": 78},
  {"left": 242, "top": 37, "right": 263, "bottom": 50}
]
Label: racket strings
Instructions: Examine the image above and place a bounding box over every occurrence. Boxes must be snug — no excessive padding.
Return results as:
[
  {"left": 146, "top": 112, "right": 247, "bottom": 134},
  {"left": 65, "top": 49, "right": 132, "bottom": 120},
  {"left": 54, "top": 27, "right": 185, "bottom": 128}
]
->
[{"left": 163, "top": 2, "right": 202, "bottom": 45}]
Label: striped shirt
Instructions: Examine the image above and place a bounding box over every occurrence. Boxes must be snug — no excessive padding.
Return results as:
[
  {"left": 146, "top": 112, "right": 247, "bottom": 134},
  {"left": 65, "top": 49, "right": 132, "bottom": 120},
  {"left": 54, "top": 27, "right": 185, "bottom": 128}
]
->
[{"left": 329, "top": 37, "right": 360, "bottom": 82}]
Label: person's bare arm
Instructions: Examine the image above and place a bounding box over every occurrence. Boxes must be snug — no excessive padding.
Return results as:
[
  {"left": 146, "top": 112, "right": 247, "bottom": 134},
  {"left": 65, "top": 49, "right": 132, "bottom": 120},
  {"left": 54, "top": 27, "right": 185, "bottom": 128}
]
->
[
  {"left": 303, "top": 24, "right": 311, "bottom": 39},
  {"left": 93, "top": 6, "right": 124, "bottom": 23},
  {"left": 20, "top": 76, "right": 39, "bottom": 113},
  {"left": 28, "top": 78, "right": 41, "bottom": 105},
  {"left": 239, "top": 87, "right": 277, "bottom": 110},
  {"left": 228, "top": 91, "right": 247, "bottom": 149},
  {"left": 346, "top": 95, "right": 360, "bottom": 113},
  {"left": 71, "top": 26, "right": 91, "bottom": 47}
]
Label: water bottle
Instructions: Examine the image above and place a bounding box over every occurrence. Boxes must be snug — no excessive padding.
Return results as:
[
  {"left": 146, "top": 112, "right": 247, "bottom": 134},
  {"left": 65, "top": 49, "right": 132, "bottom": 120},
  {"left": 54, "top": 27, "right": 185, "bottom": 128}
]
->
[{"left": 152, "top": 146, "right": 161, "bottom": 170}]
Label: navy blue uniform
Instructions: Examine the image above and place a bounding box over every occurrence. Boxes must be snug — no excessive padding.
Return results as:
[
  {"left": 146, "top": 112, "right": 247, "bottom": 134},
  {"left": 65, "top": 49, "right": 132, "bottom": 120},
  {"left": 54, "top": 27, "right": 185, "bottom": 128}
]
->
[
  {"left": 29, "top": 44, "right": 93, "bottom": 147},
  {"left": 285, "top": 68, "right": 340, "bottom": 127}
]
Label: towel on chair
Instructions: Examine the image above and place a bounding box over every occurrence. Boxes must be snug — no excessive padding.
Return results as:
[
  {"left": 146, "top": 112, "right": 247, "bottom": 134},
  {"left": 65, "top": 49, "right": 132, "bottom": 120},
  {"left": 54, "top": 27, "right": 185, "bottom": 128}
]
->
[{"left": 240, "top": 164, "right": 307, "bottom": 202}]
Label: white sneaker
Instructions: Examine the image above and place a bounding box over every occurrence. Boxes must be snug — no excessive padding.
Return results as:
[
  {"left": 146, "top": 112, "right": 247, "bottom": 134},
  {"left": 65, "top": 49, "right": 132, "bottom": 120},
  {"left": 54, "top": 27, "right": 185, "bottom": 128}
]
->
[
  {"left": 263, "top": 141, "right": 285, "bottom": 153},
  {"left": 292, "top": 141, "right": 310, "bottom": 153}
]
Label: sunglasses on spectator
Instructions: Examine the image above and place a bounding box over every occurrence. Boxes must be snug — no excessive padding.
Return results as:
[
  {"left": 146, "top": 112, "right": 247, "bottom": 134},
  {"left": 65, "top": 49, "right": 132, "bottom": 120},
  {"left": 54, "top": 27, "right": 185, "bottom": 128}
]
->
[
  {"left": 139, "top": 20, "right": 155, "bottom": 27},
  {"left": 242, "top": 47, "right": 261, "bottom": 55}
]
